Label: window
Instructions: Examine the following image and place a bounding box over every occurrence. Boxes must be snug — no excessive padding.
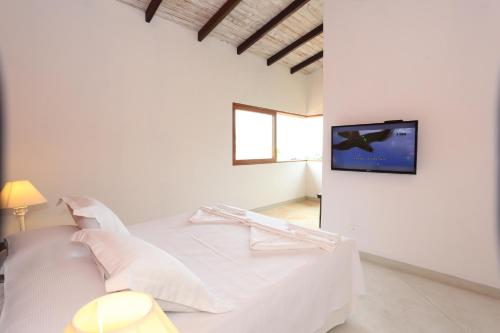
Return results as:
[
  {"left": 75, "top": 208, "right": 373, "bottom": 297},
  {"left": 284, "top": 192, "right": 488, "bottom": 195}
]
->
[
  {"left": 276, "top": 113, "right": 307, "bottom": 161},
  {"left": 233, "top": 107, "right": 275, "bottom": 164},
  {"left": 233, "top": 103, "right": 323, "bottom": 165},
  {"left": 303, "top": 116, "right": 323, "bottom": 160}
]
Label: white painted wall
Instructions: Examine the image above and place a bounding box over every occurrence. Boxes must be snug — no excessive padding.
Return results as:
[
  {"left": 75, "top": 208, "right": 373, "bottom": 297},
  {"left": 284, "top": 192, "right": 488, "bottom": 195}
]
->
[
  {"left": 323, "top": 0, "right": 500, "bottom": 288},
  {"left": 305, "top": 70, "right": 324, "bottom": 197},
  {"left": 305, "top": 161, "right": 322, "bottom": 198},
  {"left": 0, "top": 0, "right": 311, "bottom": 236},
  {"left": 306, "top": 70, "right": 324, "bottom": 116}
]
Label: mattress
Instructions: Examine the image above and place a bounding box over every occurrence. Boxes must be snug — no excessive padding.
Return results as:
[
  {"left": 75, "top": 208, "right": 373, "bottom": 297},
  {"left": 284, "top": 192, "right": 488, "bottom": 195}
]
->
[
  {"left": 128, "top": 211, "right": 365, "bottom": 333},
  {"left": 0, "top": 211, "right": 364, "bottom": 333}
]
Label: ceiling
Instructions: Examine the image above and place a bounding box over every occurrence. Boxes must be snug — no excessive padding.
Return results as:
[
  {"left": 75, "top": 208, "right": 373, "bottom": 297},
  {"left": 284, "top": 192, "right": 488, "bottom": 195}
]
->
[{"left": 118, "top": 0, "right": 324, "bottom": 74}]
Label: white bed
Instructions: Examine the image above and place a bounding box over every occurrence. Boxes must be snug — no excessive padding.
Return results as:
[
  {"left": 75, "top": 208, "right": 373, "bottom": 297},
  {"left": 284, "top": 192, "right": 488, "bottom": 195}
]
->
[{"left": 0, "top": 210, "right": 364, "bottom": 333}]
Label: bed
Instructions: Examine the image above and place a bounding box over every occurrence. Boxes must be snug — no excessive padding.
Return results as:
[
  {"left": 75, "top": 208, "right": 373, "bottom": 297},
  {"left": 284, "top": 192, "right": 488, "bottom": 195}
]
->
[{"left": 0, "top": 210, "right": 365, "bottom": 333}]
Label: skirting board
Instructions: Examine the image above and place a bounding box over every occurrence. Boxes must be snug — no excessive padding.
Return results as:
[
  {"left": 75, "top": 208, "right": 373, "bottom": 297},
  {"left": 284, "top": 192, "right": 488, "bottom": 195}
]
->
[
  {"left": 252, "top": 196, "right": 320, "bottom": 212},
  {"left": 252, "top": 197, "right": 308, "bottom": 212},
  {"left": 360, "top": 252, "right": 500, "bottom": 300},
  {"left": 306, "top": 196, "right": 320, "bottom": 202}
]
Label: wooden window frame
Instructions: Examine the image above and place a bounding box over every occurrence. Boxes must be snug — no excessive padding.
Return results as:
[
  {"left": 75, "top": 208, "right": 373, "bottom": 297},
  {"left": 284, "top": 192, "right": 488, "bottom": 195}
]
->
[
  {"left": 232, "top": 102, "right": 322, "bottom": 166},
  {"left": 233, "top": 103, "right": 276, "bottom": 165}
]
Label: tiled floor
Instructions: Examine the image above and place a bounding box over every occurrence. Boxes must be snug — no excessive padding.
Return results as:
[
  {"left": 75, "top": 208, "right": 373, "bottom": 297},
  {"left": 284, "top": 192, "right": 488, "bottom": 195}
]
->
[
  {"left": 258, "top": 200, "right": 500, "bottom": 333},
  {"left": 331, "top": 261, "right": 500, "bottom": 333},
  {"left": 257, "top": 199, "right": 320, "bottom": 230}
]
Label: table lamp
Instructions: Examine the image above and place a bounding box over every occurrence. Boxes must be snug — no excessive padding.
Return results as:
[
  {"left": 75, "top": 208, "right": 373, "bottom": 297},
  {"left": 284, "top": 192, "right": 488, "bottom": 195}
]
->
[
  {"left": 0, "top": 180, "right": 47, "bottom": 231},
  {"left": 64, "top": 291, "right": 180, "bottom": 333}
]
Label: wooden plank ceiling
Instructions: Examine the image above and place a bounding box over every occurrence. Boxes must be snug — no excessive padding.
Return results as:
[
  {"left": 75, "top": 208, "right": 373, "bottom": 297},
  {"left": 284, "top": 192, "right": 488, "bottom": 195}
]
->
[{"left": 119, "top": 0, "right": 324, "bottom": 74}]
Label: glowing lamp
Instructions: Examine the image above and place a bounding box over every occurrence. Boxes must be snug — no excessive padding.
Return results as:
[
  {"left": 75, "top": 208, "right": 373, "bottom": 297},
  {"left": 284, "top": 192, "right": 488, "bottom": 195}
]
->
[
  {"left": 64, "top": 291, "right": 180, "bottom": 333},
  {"left": 0, "top": 180, "right": 47, "bottom": 231}
]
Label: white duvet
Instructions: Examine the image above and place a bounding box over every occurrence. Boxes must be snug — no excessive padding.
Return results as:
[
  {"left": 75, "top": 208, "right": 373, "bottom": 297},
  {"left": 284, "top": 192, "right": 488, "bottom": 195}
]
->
[
  {"left": 0, "top": 211, "right": 365, "bottom": 333},
  {"left": 129, "top": 211, "right": 365, "bottom": 333}
]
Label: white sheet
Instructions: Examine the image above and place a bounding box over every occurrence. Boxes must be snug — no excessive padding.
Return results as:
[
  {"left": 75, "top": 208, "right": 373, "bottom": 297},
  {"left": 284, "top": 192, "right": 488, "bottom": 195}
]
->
[{"left": 129, "top": 211, "right": 365, "bottom": 333}]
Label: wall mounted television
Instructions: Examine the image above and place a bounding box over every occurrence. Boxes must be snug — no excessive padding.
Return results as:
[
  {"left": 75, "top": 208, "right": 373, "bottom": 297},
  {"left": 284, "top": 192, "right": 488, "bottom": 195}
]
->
[{"left": 331, "top": 121, "right": 418, "bottom": 174}]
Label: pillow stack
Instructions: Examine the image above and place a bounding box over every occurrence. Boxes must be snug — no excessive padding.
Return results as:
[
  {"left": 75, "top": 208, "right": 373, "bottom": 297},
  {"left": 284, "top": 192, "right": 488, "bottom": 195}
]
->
[
  {"left": 63, "top": 196, "right": 232, "bottom": 314},
  {"left": 71, "top": 229, "right": 233, "bottom": 313},
  {"left": 60, "top": 196, "right": 129, "bottom": 235}
]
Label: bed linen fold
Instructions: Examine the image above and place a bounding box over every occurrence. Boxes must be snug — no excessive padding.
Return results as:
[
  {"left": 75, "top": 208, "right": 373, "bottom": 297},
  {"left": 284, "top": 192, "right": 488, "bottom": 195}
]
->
[{"left": 190, "top": 206, "right": 340, "bottom": 252}]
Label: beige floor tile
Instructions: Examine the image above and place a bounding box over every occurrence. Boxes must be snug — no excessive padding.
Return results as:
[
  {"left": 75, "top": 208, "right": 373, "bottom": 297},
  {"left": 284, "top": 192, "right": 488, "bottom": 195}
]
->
[
  {"left": 331, "top": 262, "right": 465, "bottom": 333},
  {"left": 257, "top": 199, "right": 320, "bottom": 229},
  {"left": 396, "top": 271, "right": 500, "bottom": 333},
  {"left": 258, "top": 200, "right": 500, "bottom": 333}
]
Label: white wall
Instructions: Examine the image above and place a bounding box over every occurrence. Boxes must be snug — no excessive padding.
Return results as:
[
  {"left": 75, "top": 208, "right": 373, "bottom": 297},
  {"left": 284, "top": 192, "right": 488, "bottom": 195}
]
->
[
  {"left": 305, "top": 161, "right": 322, "bottom": 198},
  {"left": 306, "top": 69, "right": 324, "bottom": 116},
  {"left": 0, "top": 0, "right": 311, "bottom": 236},
  {"left": 323, "top": 0, "right": 500, "bottom": 288},
  {"left": 305, "top": 70, "right": 324, "bottom": 197}
]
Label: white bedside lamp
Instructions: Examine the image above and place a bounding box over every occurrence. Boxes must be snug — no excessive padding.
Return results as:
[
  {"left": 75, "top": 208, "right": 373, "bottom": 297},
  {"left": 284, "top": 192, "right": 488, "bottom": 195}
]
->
[
  {"left": 64, "top": 291, "right": 180, "bottom": 333},
  {"left": 0, "top": 180, "right": 47, "bottom": 231}
]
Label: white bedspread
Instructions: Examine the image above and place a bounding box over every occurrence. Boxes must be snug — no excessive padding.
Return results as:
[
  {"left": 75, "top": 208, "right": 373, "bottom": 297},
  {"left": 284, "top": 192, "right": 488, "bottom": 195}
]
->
[{"left": 129, "top": 211, "right": 365, "bottom": 333}]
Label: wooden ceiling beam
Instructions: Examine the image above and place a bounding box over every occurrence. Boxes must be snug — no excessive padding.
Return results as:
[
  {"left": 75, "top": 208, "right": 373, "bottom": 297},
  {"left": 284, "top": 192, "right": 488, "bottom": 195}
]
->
[
  {"left": 237, "top": 0, "right": 311, "bottom": 55},
  {"left": 267, "top": 24, "right": 323, "bottom": 66},
  {"left": 145, "top": 0, "right": 163, "bottom": 23},
  {"left": 290, "top": 51, "right": 323, "bottom": 74},
  {"left": 198, "top": 0, "right": 243, "bottom": 42}
]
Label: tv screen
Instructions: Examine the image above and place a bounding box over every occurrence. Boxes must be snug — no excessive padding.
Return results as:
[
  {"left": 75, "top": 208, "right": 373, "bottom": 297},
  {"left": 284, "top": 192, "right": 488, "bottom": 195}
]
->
[{"left": 331, "top": 121, "right": 418, "bottom": 174}]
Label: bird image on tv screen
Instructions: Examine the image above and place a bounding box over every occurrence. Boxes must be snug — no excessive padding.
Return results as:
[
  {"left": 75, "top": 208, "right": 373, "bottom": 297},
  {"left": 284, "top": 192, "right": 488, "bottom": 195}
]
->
[
  {"left": 331, "top": 121, "right": 418, "bottom": 174},
  {"left": 332, "top": 129, "right": 392, "bottom": 152}
]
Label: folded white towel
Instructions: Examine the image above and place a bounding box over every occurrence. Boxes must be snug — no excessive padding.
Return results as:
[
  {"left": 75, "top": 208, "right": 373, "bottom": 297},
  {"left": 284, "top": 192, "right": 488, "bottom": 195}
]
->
[
  {"left": 215, "top": 204, "right": 247, "bottom": 216},
  {"left": 250, "top": 227, "right": 318, "bottom": 251},
  {"left": 190, "top": 208, "right": 238, "bottom": 224},
  {"left": 190, "top": 206, "right": 339, "bottom": 252}
]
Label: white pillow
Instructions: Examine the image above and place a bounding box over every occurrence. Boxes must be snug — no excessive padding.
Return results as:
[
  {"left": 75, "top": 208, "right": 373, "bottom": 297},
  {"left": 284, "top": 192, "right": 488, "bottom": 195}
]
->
[
  {"left": 71, "top": 229, "right": 233, "bottom": 314},
  {"left": 59, "top": 196, "right": 129, "bottom": 235}
]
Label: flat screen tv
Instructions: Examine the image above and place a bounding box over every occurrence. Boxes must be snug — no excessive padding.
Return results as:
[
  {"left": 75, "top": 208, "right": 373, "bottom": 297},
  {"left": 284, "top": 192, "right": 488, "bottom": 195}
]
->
[{"left": 331, "top": 121, "right": 418, "bottom": 174}]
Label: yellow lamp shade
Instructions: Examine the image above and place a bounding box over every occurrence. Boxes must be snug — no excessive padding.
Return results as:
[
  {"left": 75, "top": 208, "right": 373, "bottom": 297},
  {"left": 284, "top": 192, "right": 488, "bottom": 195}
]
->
[
  {"left": 64, "top": 291, "right": 180, "bottom": 333},
  {"left": 0, "top": 180, "right": 47, "bottom": 209}
]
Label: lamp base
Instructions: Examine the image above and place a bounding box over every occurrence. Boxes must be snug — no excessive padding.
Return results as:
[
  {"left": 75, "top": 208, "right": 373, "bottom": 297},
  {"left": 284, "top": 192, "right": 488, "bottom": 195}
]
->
[{"left": 13, "top": 206, "right": 28, "bottom": 231}]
